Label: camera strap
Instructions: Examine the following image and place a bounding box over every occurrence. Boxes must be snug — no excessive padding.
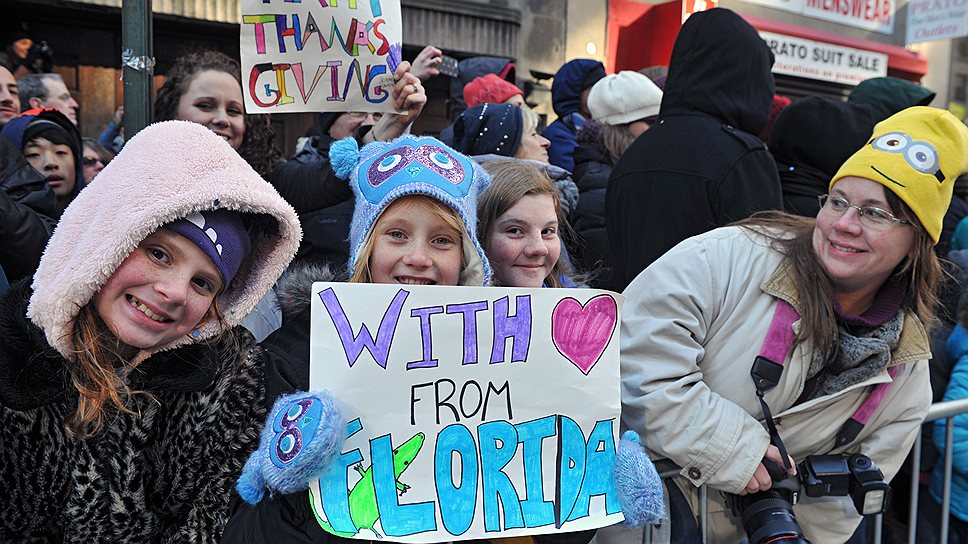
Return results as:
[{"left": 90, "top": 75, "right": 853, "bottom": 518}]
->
[
  {"left": 752, "top": 299, "right": 798, "bottom": 471},
  {"left": 753, "top": 299, "right": 899, "bottom": 463}
]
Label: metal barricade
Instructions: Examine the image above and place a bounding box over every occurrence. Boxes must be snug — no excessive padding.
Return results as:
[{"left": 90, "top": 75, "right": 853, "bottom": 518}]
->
[{"left": 641, "top": 397, "right": 968, "bottom": 544}]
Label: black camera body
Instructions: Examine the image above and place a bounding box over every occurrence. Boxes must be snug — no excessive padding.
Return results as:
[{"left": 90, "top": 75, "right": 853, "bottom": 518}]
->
[{"left": 725, "top": 453, "right": 890, "bottom": 544}]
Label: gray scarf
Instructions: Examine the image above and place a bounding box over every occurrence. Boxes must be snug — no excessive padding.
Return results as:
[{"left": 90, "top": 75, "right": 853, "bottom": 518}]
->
[{"left": 807, "top": 310, "right": 904, "bottom": 400}]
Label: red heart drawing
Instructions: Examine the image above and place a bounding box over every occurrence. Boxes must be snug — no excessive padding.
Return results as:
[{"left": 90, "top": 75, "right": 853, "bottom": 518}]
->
[{"left": 551, "top": 295, "right": 618, "bottom": 375}]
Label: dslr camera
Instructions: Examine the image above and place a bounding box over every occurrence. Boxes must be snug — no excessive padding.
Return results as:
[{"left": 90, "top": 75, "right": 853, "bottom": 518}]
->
[{"left": 725, "top": 453, "right": 891, "bottom": 544}]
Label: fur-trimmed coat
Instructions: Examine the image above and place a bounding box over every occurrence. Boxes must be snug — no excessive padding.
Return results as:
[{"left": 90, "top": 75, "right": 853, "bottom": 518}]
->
[{"left": 0, "top": 280, "right": 267, "bottom": 543}]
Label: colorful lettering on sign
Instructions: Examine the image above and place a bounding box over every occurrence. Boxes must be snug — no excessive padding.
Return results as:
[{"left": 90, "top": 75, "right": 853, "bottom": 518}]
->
[
  {"left": 317, "top": 288, "right": 535, "bottom": 370},
  {"left": 314, "top": 417, "right": 621, "bottom": 538}
]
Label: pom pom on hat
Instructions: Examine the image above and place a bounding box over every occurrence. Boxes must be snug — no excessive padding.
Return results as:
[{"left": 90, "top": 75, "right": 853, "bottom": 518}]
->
[
  {"left": 831, "top": 106, "right": 968, "bottom": 244},
  {"left": 588, "top": 71, "right": 663, "bottom": 126},
  {"left": 330, "top": 137, "right": 361, "bottom": 179},
  {"left": 463, "top": 73, "right": 524, "bottom": 108}
]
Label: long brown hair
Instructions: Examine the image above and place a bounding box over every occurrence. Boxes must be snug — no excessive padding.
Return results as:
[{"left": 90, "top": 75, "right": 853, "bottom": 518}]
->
[
  {"left": 478, "top": 160, "right": 577, "bottom": 288},
  {"left": 153, "top": 50, "right": 282, "bottom": 178},
  {"left": 737, "top": 197, "right": 939, "bottom": 359},
  {"left": 66, "top": 294, "right": 234, "bottom": 439}
]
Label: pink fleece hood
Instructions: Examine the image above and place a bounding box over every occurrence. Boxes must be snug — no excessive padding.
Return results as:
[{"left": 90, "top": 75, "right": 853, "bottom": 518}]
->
[{"left": 27, "top": 120, "right": 302, "bottom": 359}]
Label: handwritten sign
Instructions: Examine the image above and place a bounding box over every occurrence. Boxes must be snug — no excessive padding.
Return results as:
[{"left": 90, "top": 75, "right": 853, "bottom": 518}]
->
[
  {"left": 308, "top": 283, "right": 625, "bottom": 542},
  {"left": 239, "top": 0, "right": 403, "bottom": 113}
]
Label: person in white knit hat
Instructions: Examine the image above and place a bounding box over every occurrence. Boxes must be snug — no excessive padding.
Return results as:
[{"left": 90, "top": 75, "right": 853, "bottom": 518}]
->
[
  {"left": 571, "top": 71, "right": 663, "bottom": 286},
  {"left": 587, "top": 70, "right": 663, "bottom": 162}
]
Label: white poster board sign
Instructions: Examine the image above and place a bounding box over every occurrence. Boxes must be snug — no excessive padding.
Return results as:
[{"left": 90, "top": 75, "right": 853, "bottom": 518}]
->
[
  {"left": 906, "top": 0, "right": 968, "bottom": 44},
  {"left": 239, "top": 0, "right": 403, "bottom": 113},
  {"left": 308, "top": 283, "right": 625, "bottom": 542},
  {"left": 761, "top": 31, "right": 888, "bottom": 85}
]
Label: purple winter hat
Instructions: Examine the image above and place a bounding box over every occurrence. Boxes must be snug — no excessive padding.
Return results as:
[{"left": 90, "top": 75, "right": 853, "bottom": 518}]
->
[{"left": 162, "top": 209, "right": 251, "bottom": 285}]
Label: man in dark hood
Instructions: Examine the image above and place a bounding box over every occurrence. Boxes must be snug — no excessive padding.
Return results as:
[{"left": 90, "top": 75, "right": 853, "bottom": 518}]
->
[
  {"left": 543, "top": 59, "right": 606, "bottom": 172},
  {"left": 1, "top": 108, "right": 84, "bottom": 217},
  {"left": 0, "top": 128, "right": 57, "bottom": 282},
  {"left": 604, "top": 8, "right": 782, "bottom": 291}
]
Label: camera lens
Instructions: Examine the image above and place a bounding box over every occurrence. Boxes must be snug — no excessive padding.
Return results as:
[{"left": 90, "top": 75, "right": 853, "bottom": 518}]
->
[{"left": 739, "top": 493, "right": 810, "bottom": 544}]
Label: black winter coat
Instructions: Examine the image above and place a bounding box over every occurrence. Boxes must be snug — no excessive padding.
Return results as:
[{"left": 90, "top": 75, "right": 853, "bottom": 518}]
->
[
  {"left": 270, "top": 135, "right": 355, "bottom": 270},
  {"left": 604, "top": 8, "right": 782, "bottom": 291},
  {"left": 571, "top": 127, "right": 613, "bottom": 287},
  {"left": 0, "top": 280, "right": 267, "bottom": 543},
  {"left": 0, "top": 137, "right": 57, "bottom": 282}
]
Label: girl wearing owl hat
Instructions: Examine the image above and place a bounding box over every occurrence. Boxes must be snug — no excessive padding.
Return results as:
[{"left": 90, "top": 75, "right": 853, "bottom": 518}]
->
[
  {"left": 0, "top": 120, "right": 303, "bottom": 542},
  {"left": 605, "top": 106, "right": 968, "bottom": 543},
  {"left": 226, "top": 135, "right": 664, "bottom": 543},
  {"left": 223, "top": 134, "right": 492, "bottom": 541}
]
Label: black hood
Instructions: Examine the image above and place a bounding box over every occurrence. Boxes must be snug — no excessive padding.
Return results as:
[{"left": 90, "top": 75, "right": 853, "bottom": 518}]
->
[
  {"left": 769, "top": 96, "right": 875, "bottom": 180},
  {"left": 660, "top": 8, "right": 775, "bottom": 135},
  {"left": 0, "top": 135, "right": 57, "bottom": 219}
]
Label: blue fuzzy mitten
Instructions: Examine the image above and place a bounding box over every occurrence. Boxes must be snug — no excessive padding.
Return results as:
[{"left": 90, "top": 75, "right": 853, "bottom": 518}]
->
[
  {"left": 614, "top": 430, "right": 666, "bottom": 527},
  {"left": 237, "top": 390, "right": 345, "bottom": 504}
]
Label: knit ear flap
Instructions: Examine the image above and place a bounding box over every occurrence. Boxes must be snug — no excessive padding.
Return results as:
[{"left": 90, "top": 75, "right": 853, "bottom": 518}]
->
[{"left": 330, "top": 137, "right": 361, "bottom": 180}]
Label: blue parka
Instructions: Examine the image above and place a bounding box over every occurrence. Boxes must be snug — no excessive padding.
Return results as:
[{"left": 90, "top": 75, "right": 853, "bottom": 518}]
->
[
  {"left": 930, "top": 324, "right": 968, "bottom": 521},
  {"left": 543, "top": 59, "right": 605, "bottom": 172}
]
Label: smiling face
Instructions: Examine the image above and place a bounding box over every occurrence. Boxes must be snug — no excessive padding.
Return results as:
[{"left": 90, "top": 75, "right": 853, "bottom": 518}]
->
[
  {"left": 367, "top": 197, "right": 464, "bottom": 286},
  {"left": 93, "top": 229, "right": 222, "bottom": 352},
  {"left": 813, "top": 176, "right": 916, "bottom": 313},
  {"left": 175, "top": 70, "right": 245, "bottom": 150},
  {"left": 23, "top": 136, "right": 76, "bottom": 198},
  {"left": 486, "top": 193, "right": 560, "bottom": 288}
]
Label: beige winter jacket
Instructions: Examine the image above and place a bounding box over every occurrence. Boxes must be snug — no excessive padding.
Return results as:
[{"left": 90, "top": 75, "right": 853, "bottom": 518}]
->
[{"left": 620, "top": 225, "right": 931, "bottom": 543}]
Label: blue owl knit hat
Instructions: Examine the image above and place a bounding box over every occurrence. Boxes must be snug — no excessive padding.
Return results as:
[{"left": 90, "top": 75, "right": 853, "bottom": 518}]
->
[{"left": 330, "top": 134, "right": 493, "bottom": 286}]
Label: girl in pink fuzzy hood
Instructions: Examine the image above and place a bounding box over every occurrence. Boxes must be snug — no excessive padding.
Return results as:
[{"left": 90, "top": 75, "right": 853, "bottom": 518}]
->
[{"left": 0, "top": 120, "right": 302, "bottom": 542}]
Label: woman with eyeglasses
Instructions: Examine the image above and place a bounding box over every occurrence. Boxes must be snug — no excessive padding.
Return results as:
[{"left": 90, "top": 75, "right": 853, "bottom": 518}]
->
[
  {"left": 612, "top": 107, "right": 968, "bottom": 543},
  {"left": 571, "top": 71, "right": 662, "bottom": 288},
  {"left": 81, "top": 137, "right": 112, "bottom": 183}
]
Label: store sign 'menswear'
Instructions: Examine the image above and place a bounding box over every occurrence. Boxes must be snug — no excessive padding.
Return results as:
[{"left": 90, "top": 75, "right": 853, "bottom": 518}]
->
[
  {"left": 744, "top": 0, "right": 895, "bottom": 34},
  {"left": 760, "top": 31, "right": 888, "bottom": 86}
]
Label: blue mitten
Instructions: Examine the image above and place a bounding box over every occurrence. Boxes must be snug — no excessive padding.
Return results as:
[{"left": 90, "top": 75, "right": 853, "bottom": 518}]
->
[
  {"left": 237, "top": 390, "right": 345, "bottom": 504},
  {"left": 614, "top": 430, "right": 666, "bottom": 527}
]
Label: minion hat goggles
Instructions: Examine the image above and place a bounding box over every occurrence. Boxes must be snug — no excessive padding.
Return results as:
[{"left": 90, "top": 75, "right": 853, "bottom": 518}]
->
[{"left": 831, "top": 106, "right": 968, "bottom": 244}]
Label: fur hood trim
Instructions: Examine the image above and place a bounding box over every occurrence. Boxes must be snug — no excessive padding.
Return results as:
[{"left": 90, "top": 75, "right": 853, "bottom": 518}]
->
[
  {"left": 28, "top": 120, "right": 302, "bottom": 359},
  {"left": 275, "top": 261, "right": 346, "bottom": 323}
]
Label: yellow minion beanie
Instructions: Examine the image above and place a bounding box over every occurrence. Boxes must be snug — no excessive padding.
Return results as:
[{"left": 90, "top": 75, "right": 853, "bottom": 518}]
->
[{"left": 831, "top": 106, "right": 968, "bottom": 244}]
